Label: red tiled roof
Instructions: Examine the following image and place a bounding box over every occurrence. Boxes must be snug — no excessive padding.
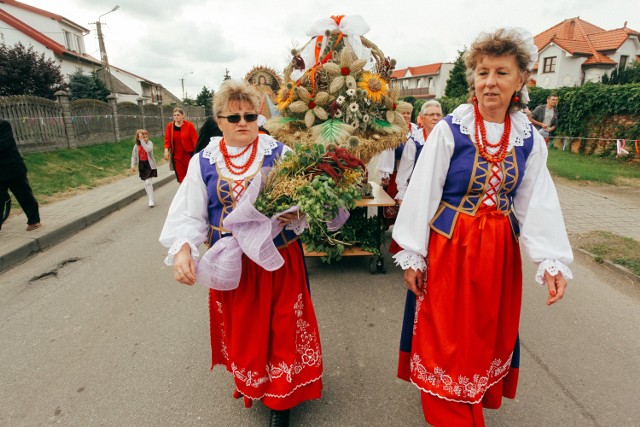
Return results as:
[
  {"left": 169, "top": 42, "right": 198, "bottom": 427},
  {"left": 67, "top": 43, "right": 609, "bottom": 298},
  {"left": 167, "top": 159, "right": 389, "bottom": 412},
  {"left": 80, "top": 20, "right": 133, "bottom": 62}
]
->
[
  {"left": 0, "top": 0, "right": 89, "bottom": 32},
  {"left": 392, "top": 63, "right": 442, "bottom": 79},
  {"left": 0, "top": 9, "right": 99, "bottom": 64},
  {"left": 534, "top": 17, "right": 639, "bottom": 66}
]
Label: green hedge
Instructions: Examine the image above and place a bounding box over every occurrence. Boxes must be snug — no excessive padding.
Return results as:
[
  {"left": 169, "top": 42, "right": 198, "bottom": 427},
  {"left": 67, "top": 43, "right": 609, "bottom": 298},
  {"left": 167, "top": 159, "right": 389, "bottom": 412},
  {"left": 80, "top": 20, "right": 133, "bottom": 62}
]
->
[{"left": 527, "top": 83, "right": 640, "bottom": 139}]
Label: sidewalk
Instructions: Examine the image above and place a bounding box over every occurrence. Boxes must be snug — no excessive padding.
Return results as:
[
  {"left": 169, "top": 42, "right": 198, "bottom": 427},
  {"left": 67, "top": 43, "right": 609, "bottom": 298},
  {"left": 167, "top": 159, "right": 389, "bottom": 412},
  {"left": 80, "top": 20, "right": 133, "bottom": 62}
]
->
[
  {"left": 0, "top": 163, "right": 175, "bottom": 273},
  {"left": 1, "top": 168, "right": 639, "bottom": 274}
]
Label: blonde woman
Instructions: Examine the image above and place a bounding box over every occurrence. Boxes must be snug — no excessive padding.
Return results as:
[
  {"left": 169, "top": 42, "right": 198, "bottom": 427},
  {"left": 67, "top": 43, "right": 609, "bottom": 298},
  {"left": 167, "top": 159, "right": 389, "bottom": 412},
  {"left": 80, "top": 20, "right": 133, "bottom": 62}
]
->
[{"left": 131, "top": 129, "right": 157, "bottom": 207}]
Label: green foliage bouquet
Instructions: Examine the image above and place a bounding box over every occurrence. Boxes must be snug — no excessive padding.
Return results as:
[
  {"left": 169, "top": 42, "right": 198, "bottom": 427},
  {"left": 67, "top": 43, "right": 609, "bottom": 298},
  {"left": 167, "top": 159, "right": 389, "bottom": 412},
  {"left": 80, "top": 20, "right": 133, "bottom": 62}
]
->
[{"left": 255, "top": 143, "right": 367, "bottom": 260}]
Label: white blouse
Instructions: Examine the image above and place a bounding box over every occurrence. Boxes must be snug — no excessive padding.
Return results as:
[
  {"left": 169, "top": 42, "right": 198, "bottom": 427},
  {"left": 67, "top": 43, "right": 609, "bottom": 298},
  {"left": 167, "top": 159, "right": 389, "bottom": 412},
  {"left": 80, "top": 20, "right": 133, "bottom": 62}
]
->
[
  {"left": 377, "top": 122, "right": 419, "bottom": 179},
  {"left": 392, "top": 104, "right": 573, "bottom": 285},
  {"left": 159, "top": 134, "right": 291, "bottom": 264},
  {"left": 395, "top": 127, "right": 427, "bottom": 201}
]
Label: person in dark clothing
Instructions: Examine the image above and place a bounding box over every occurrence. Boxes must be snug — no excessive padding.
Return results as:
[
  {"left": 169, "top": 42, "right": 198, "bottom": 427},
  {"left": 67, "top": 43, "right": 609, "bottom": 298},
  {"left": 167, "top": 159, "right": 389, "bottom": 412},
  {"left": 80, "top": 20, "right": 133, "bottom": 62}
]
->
[
  {"left": 0, "top": 119, "right": 41, "bottom": 231},
  {"left": 194, "top": 115, "right": 223, "bottom": 153}
]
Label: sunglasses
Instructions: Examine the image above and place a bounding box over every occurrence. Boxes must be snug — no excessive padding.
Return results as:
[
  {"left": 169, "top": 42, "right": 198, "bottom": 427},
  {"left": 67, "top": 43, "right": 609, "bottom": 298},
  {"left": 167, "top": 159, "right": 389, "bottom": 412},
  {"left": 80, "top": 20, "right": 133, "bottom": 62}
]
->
[{"left": 217, "top": 113, "right": 259, "bottom": 124}]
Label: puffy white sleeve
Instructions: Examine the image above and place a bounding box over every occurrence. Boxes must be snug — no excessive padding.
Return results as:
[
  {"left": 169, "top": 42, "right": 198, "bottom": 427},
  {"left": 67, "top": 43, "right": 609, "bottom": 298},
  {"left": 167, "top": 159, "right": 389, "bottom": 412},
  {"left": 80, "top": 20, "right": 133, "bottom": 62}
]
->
[
  {"left": 130, "top": 145, "right": 138, "bottom": 169},
  {"left": 377, "top": 148, "right": 395, "bottom": 179},
  {"left": 394, "top": 140, "right": 417, "bottom": 200},
  {"left": 392, "top": 121, "right": 454, "bottom": 272},
  {"left": 513, "top": 132, "right": 574, "bottom": 284},
  {"left": 159, "top": 154, "right": 210, "bottom": 265}
]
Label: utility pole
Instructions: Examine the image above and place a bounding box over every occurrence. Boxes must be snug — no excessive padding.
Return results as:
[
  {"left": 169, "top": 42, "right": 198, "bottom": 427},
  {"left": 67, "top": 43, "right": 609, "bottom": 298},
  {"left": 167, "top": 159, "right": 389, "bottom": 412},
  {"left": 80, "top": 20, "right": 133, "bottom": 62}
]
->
[
  {"left": 93, "top": 6, "right": 119, "bottom": 95},
  {"left": 181, "top": 71, "right": 193, "bottom": 100}
]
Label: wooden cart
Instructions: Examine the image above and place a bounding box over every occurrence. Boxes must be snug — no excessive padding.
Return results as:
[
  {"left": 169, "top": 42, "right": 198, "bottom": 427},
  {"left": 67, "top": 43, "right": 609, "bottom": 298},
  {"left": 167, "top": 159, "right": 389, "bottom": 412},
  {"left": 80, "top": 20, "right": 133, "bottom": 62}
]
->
[{"left": 303, "top": 182, "right": 396, "bottom": 274}]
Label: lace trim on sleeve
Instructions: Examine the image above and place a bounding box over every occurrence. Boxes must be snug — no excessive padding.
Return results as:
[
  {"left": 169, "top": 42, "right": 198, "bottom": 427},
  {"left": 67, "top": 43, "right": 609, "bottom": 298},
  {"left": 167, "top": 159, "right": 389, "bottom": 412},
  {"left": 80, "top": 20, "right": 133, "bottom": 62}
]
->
[
  {"left": 535, "top": 259, "right": 573, "bottom": 285},
  {"left": 395, "top": 187, "right": 406, "bottom": 200},
  {"left": 380, "top": 171, "right": 390, "bottom": 179},
  {"left": 164, "top": 239, "right": 200, "bottom": 266},
  {"left": 393, "top": 250, "right": 426, "bottom": 271},
  {"left": 285, "top": 216, "right": 308, "bottom": 235}
]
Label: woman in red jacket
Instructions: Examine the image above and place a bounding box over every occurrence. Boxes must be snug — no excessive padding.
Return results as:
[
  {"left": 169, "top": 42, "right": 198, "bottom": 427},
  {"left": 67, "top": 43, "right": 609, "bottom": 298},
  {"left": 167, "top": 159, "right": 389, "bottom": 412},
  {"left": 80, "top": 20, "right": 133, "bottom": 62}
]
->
[{"left": 164, "top": 108, "right": 198, "bottom": 183}]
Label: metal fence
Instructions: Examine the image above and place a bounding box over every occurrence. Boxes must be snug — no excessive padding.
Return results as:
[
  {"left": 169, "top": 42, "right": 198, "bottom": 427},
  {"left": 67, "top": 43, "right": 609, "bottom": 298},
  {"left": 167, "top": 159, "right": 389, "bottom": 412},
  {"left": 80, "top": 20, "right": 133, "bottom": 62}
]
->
[{"left": 0, "top": 92, "right": 206, "bottom": 153}]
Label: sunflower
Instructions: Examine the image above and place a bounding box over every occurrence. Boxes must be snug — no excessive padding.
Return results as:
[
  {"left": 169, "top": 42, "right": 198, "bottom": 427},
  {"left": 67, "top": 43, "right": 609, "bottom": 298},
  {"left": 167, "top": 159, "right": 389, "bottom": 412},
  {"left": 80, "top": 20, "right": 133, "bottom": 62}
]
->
[
  {"left": 358, "top": 72, "right": 388, "bottom": 103},
  {"left": 276, "top": 81, "right": 296, "bottom": 111}
]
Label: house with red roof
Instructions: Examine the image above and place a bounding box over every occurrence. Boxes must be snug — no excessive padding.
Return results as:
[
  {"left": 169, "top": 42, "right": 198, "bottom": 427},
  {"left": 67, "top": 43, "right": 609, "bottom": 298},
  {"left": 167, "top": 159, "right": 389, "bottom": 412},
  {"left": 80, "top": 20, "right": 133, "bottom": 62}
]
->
[
  {"left": 391, "top": 62, "right": 454, "bottom": 99},
  {"left": 532, "top": 17, "right": 640, "bottom": 88},
  {"left": 0, "top": 0, "right": 179, "bottom": 104}
]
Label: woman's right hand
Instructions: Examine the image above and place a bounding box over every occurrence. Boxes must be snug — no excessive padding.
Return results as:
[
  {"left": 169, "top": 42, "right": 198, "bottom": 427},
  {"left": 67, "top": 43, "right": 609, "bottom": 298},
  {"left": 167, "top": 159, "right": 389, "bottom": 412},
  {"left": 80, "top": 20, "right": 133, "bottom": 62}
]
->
[
  {"left": 404, "top": 268, "right": 424, "bottom": 297},
  {"left": 164, "top": 148, "right": 170, "bottom": 161},
  {"left": 173, "top": 243, "right": 196, "bottom": 285}
]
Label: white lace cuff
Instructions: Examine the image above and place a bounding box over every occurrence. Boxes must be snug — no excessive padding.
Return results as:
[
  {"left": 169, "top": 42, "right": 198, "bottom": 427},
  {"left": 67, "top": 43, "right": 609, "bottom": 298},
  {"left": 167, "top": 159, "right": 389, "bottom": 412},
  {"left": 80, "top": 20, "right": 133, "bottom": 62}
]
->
[
  {"left": 395, "top": 187, "right": 406, "bottom": 200},
  {"left": 380, "top": 171, "right": 390, "bottom": 179},
  {"left": 164, "top": 239, "right": 200, "bottom": 266},
  {"left": 285, "top": 215, "right": 308, "bottom": 235},
  {"left": 393, "top": 250, "right": 426, "bottom": 271},
  {"left": 535, "top": 259, "right": 573, "bottom": 285}
]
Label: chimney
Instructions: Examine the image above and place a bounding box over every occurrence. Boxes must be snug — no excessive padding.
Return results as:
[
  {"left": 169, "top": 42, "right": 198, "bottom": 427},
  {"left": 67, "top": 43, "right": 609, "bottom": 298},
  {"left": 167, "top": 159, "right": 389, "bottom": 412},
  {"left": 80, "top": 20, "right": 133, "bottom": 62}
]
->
[{"left": 564, "top": 18, "right": 576, "bottom": 39}]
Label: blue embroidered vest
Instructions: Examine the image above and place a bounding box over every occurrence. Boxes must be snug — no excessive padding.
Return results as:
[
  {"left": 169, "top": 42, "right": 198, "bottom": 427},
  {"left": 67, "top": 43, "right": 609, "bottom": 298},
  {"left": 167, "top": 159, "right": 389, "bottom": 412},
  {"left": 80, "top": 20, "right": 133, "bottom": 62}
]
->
[
  {"left": 429, "top": 115, "right": 535, "bottom": 239},
  {"left": 199, "top": 140, "right": 299, "bottom": 248}
]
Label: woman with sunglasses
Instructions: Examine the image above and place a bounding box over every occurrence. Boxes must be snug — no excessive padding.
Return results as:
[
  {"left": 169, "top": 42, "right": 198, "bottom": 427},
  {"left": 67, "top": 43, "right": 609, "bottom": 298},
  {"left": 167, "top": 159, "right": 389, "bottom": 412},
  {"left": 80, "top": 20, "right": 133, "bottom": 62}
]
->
[
  {"left": 160, "top": 80, "right": 322, "bottom": 427},
  {"left": 163, "top": 107, "right": 198, "bottom": 183}
]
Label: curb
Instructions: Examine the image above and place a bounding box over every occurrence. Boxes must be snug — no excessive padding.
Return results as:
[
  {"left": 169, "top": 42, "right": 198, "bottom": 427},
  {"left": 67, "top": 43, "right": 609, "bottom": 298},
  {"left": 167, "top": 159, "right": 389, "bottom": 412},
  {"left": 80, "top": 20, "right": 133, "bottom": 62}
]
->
[
  {"left": 574, "top": 247, "right": 640, "bottom": 284},
  {"left": 0, "top": 172, "right": 175, "bottom": 274}
]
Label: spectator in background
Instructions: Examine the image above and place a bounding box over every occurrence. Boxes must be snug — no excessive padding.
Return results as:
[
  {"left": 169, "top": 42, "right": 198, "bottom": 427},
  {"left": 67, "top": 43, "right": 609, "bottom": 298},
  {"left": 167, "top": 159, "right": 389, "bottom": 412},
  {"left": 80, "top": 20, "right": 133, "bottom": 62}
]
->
[
  {"left": 164, "top": 108, "right": 198, "bottom": 183},
  {"left": 194, "top": 114, "right": 223, "bottom": 154},
  {"left": 530, "top": 94, "right": 558, "bottom": 143},
  {"left": 130, "top": 129, "right": 157, "bottom": 207},
  {"left": 0, "top": 119, "right": 41, "bottom": 231}
]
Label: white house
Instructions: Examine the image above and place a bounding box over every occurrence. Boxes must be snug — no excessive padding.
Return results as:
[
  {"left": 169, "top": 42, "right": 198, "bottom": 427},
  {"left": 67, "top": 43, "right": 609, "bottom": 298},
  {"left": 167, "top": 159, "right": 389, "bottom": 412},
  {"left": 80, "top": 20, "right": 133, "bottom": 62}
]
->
[
  {"left": 532, "top": 17, "right": 640, "bottom": 88},
  {"left": 0, "top": 0, "right": 178, "bottom": 104},
  {"left": 391, "top": 62, "right": 454, "bottom": 99}
]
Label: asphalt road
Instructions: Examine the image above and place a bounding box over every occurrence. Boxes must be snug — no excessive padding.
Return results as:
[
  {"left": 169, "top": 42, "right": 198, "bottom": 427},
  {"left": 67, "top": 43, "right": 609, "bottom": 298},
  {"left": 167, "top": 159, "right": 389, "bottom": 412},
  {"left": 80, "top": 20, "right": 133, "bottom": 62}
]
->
[{"left": 1, "top": 182, "right": 639, "bottom": 426}]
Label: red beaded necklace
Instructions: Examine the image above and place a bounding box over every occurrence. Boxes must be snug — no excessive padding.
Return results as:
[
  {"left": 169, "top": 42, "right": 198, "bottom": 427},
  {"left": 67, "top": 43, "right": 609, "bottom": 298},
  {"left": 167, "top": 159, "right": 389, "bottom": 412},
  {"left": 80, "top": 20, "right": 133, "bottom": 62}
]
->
[
  {"left": 473, "top": 101, "right": 511, "bottom": 163},
  {"left": 219, "top": 137, "right": 258, "bottom": 175}
]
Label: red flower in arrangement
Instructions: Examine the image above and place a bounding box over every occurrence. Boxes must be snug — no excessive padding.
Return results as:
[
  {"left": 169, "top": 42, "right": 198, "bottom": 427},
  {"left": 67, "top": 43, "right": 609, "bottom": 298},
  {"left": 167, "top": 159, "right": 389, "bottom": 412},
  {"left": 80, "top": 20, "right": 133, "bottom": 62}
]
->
[
  {"left": 308, "top": 100, "right": 317, "bottom": 109},
  {"left": 341, "top": 67, "right": 351, "bottom": 76}
]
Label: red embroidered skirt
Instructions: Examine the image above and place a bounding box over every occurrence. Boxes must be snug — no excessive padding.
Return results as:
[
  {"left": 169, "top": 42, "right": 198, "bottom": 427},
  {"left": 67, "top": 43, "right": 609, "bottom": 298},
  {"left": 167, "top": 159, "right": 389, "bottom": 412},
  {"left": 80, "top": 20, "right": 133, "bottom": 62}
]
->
[
  {"left": 208, "top": 241, "right": 323, "bottom": 410},
  {"left": 401, "top": 206, "right": 522, "bottom": 425}
]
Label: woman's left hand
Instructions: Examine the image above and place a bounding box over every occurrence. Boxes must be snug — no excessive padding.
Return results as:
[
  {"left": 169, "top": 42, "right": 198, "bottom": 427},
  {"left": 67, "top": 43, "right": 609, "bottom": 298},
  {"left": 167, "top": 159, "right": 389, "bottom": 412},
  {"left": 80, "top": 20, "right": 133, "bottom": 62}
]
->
[
  {"left": 544, "top": 270, "right": 567, "bottom": 305},
  {"left": 277, "top": 211, "right": 303, "bottom": 226}
]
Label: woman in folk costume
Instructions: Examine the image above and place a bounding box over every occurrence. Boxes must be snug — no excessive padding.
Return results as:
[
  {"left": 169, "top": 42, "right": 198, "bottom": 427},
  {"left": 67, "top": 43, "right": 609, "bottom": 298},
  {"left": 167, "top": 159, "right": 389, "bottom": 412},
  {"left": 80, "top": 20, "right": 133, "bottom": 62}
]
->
[
  {"left": 163, "top": 107, "right": 198, "bottom": 183},
  {"left": 377, "top": 101, "right": 418, "bottom": 226},
  {"left": 159, "top": 80, "right": 322, "bottom": 427},
  {"left": 392, "top": 28, "right": 573, "bottom": 426},
  {"left": 387, "top": 100, "right": 443, "bottom": 254}
]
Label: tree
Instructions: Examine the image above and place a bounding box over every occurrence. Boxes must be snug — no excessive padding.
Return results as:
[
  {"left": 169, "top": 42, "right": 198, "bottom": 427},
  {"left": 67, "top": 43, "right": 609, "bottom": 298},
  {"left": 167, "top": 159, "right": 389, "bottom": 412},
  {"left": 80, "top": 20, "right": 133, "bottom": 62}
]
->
[
  {"left": 444, "top": 48, "right": 468, "bottom": 98},
  {"left": 602, "top": 62, "right": 640, "bottom": 85},
  {"left": 67, "top": 69, "right": 110, "bottom": 101},
  {"left": 0, "top": 42, "right": 65, "bottom": 98},
  {"left": 195, "top": 86, "right": 214, "bottom": 114}
]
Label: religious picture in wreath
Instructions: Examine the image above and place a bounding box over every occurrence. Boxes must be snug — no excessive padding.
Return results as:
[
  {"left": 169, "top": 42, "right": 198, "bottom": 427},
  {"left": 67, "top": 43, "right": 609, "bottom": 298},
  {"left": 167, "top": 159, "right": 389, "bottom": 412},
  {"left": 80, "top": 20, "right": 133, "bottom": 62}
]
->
[{"left": 245, "top": 66, "right": 282, "bottom": 119}]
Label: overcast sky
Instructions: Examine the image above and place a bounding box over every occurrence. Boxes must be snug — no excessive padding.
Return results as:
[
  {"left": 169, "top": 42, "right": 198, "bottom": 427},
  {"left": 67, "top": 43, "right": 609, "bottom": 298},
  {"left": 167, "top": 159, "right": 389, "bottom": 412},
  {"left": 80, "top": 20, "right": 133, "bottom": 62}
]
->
[{"left": 21, "top": 0, "right": 638, "bottom": 99}]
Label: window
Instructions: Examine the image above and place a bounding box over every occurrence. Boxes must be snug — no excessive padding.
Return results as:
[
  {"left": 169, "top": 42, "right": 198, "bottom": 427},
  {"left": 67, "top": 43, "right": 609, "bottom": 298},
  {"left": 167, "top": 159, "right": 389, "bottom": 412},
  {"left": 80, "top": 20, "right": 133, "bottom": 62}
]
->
[
  {"left": 63, "top": 30, "right": 73, "bottom": 50},
  {"left": 543, "top": 56, "right": 557, "bottom": 73},
  {"left": 74, "top": 35, "right": 84, "bottom": 53},
  {"left": 619, "top": 55, "right": 629, "bottom": 69}
]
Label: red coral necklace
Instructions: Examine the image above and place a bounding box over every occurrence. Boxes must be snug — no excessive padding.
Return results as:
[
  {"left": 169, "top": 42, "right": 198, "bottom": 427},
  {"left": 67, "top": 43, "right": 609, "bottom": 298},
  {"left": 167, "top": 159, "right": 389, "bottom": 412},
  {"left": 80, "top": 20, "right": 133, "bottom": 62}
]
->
[
  {"left": 219, "top": 137, "right": 258, "bottom": 175},
  {"left": 473, "top": 101, "right": 511, "bottom": 163}
]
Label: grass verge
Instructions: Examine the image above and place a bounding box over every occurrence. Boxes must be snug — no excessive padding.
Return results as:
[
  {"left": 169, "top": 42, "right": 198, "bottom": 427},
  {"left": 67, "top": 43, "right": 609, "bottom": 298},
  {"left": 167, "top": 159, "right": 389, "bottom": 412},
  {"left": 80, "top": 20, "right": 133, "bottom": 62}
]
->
[
  {"left": 19, "top": 137, "right": 165, "bottom": 205},
  {"left": 547, "top": 148, "right": 640, "bottom": 185},
  {"left": 573, "top": 231, "right": 640, "bottom": 277}
]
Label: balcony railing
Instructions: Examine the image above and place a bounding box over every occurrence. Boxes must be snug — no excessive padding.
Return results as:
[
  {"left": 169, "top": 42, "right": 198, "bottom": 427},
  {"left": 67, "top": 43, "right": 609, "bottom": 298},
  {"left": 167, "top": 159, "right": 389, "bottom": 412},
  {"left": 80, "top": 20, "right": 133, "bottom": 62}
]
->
[{"left": 398, "top": 87, "right": 433, "bottom": 98}]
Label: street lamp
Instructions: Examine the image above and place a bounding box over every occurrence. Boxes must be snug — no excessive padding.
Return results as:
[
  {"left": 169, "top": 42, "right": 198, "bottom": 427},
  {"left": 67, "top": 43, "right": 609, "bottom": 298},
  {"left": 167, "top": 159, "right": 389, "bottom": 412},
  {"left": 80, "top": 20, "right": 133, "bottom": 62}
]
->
[
  {"left": 181, "top": 71, "right": 193, "bottom": 100},
  {"left": 94, "top": 5, "right": 119, "bottom": 94}
]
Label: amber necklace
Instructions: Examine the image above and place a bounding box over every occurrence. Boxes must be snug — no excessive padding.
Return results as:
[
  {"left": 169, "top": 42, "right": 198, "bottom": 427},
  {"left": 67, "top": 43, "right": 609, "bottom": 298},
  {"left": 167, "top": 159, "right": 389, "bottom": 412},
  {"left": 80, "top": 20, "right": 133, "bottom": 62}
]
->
[
  {"left": 219, "top": 137, "right": 258, "bottom": 175},
  {"left": 473, "top": 100, "right": 511, "bottom": 163}
]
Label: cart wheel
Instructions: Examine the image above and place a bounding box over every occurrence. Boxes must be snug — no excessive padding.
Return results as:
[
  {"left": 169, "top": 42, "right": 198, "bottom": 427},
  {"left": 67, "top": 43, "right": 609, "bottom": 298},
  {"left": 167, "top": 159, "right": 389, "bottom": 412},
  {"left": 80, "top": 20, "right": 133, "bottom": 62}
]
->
[
  {"left": 369, "top": 257, "right": 377, "bottom": 275},
  {"left": 376, "top": 256, "right": 387, "bottom": 274}
]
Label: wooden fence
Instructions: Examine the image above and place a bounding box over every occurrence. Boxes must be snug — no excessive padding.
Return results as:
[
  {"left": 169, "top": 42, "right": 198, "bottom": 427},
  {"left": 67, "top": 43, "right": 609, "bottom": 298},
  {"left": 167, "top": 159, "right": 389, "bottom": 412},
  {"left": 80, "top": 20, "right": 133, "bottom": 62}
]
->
[{"left": 0, "top": 92, "right": 206, "bottom": 153}]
